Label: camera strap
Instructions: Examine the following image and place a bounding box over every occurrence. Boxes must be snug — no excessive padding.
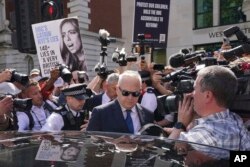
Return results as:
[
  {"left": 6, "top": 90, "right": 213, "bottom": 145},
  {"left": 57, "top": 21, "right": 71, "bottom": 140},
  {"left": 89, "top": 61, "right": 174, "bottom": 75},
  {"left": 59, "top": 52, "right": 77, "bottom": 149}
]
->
[{"left": 25, "top": 111, "right": 34, "bottom": 130}]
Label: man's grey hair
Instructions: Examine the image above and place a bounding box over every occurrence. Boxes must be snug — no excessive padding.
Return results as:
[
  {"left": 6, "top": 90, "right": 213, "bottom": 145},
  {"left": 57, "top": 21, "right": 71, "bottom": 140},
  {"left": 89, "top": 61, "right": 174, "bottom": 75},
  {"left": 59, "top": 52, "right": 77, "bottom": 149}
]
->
[
  {"left": 197, "top": 65, "right": 238, "bottom": 108},
  {"left": 106, "top": 73, "right": 119, "bottom": 84},
  {"left": 118, "top": 70, "right": 142, "bottom": 86}
]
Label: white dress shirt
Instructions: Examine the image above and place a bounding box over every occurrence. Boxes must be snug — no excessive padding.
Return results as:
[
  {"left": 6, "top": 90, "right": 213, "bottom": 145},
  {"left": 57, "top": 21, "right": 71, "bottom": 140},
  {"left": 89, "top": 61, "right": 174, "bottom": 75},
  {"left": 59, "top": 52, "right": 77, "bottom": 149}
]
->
[
  {"left": 120, "top": 105, "right": 141, "bottom": 134},
  {"left": 102, "top": 92, "right": 111, "bottom": 104},
  {"left": 17, "top": 104, "right": 51, "bottom": 131}
]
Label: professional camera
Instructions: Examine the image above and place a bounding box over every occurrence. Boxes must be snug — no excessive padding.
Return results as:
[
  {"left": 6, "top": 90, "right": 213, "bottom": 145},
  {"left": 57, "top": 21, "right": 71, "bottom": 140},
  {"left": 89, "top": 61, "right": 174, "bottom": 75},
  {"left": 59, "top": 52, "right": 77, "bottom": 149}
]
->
[
  {"left": 94, "top": 63, "right": 114, "bottom": 79},
  {"left": 94, "top": 29, "right": 116, "bottom": 79},
  {"left": 158, "top": 49, "right": 217, "bottom": 113},
  {"left": 98, "top": 29, "right": 116, "bottom": 48},
  {"left": 56, "top": 64, "right": 72, "bottom": 83},
  {"left": 221, "top": 44, "right": 250, "bottom": 61},
  {"left": 153, "top": 64, "right": 165, "bottom": 71},
  {"left": 112, "top": 48, "right": 127, "bottom": 66},
  {"left": 169, "top": 49, "right": 207, "bottom": 68},
  {"left": 132, "top": 34, "right": 152, "bottom": 57},
  {"left": 223, "top": 26, "right": 249, "bottom": 43},
  {"left": 112, "top": 48, "right": 137, "bottom": 66},
  {"left": 0, "top": 94, "right": 32, "bottom": 111},
  {"left": 9, "top": 69, "right": 29, "bottom": 86},
  {"left": 13, "top": 98, "right": 33, "bottom": 111},
  {"left": 221, "top": 26, "right": 250, "bottom": 61},
  {"left": 77, "top": 71, "right": 89, "bottom": 83},
  {"left": 158, "top": 79, "right": 194, "bottom": 113},
  {"left": 161, "top": 67, "right": 195, "bottom": 84}
]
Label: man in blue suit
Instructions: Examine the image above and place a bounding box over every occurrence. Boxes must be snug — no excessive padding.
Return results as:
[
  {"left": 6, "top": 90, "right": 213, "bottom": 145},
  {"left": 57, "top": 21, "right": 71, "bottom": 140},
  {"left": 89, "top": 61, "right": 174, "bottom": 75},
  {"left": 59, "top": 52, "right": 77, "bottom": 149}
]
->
[{"left": 87, "top": 70, "right": 154, "bottom": 134}]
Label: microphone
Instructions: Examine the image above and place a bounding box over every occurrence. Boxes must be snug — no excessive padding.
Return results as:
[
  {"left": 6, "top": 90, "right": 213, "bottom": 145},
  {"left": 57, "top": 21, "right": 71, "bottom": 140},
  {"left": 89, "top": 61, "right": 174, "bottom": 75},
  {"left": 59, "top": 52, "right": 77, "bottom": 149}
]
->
[
  {"left": 169, "top": 53, "right": 185, "bottom": 68},
  {"left": 169, "top": 53, "right": 202, "bottom": 68}
]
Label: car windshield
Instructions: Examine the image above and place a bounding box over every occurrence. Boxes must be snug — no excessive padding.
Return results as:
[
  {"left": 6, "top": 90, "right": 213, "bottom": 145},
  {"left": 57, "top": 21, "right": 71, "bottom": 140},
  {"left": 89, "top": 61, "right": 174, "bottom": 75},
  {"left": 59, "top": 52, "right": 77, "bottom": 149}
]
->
[{"left": 0, "top": 131, "right": 230, "bottom": 167}]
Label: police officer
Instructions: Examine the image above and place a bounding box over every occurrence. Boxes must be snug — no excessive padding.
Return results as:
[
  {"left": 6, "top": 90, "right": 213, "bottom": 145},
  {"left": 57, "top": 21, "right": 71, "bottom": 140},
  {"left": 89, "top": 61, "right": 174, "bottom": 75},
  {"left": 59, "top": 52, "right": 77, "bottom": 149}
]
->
[
  {"left": 139, "top": 70, "right": 158, "bottom": 113},
  {"left": 41, "top": 83, "right": 88, "bottom": 131},
  {"left": 138, "top": 70, "right": 168, "bottom": 124}
]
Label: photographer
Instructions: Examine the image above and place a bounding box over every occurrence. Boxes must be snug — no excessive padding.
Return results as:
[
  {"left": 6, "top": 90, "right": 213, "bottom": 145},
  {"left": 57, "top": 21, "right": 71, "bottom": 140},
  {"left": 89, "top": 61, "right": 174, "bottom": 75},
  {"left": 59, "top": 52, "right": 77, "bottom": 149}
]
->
[
  {"left": 0, "top": 82, "right": 21, "bottom": 131},
  {"left": 150, "top": 64, "right": 173, "bottom": 95},
  {"left": 168, "top": 65, "right": 250, "bottom": 158},
  {"left": 0, "top": 96, "right": 13, "bottom": 130},
  {"left": 17, "top": 79, "right": 57, "bottom": 131}
]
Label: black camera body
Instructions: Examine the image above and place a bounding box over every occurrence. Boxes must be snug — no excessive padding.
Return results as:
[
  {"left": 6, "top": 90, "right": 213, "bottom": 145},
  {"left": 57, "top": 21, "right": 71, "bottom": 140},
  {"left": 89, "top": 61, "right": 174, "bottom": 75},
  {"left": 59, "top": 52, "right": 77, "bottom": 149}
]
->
[
  {"left": 9, "top": 69, "right": 29, "bottom": 86},
  {"left": 221, "top": 26, "right": 250, "bottom": 61},
  {"left": 222, "top": 44, "right": 250, "bottom": 61},
  {"left": 13, "top": 98, "right": 33, "bottom": 111},
  {"left": 169, "top": 50, "right": 207, "bottom": 68},
  {"left": 56, "top": 64, "right": 72, "bottom": 83},
  {"left": 77, "top": 71, "right": 89, "bottom": 83},
  {"left": 158, "top": 79, "right": 194, "bottom": 113},
  {"left": 0, "top": 94, "right": 32, "bottom": 112},
  {"left": 153, "top": 64, "right": 165, "bottom": 71},
  {"left": 94, "top": 63, "right": 114, "bottom": 79},
  {"left": 112, "top": 48, "right": 137, "bottom": 66}
]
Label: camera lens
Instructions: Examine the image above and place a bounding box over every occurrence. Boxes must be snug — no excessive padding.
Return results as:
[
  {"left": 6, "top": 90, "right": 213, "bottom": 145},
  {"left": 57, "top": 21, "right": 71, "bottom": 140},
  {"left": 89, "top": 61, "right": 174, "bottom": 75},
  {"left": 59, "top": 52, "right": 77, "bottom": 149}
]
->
[{"left": 166, "top": 95, "right": 179, "bottom": 113}]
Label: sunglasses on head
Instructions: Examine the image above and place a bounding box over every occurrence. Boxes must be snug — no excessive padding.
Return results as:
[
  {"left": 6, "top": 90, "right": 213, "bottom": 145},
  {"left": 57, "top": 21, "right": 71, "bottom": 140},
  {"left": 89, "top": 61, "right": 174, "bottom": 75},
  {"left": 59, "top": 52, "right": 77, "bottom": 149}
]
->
[{"left": 119, "top": 87, "right": 141, "bottom": 97}]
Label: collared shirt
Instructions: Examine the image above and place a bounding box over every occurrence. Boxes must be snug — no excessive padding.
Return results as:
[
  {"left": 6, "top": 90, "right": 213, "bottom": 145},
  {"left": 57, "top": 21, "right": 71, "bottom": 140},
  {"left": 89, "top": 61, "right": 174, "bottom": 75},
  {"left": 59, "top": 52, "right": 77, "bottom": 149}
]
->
[
  {"left": 179, "top": 110, "right": 250, "bottom": 159},
  {"left": 102, "top": 92, "right": 111, "bottom": 104},
  {"left": 17, "top": 103, "right": 51, "bottom": 131},
  {"left": 120, "top": 105, "right": 141, "bottom": 133}
]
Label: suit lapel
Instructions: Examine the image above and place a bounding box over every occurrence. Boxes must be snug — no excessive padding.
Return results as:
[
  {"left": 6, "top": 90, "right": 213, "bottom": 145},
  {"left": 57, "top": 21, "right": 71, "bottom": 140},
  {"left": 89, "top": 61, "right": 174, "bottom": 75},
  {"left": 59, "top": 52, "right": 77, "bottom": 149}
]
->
[
  {"left": 97, "top": 93, "right": 103, "bottom": 105},
  {"left": 136, "top": 103, "right": 146, "bottom": 126}
]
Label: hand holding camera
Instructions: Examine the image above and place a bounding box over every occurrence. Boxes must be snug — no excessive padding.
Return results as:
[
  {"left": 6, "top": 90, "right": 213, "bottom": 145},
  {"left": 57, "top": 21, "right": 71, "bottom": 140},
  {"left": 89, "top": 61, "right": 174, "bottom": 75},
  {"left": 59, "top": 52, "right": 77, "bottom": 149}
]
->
[
  {"left": 0, "top": 69, "right": 12, "bottom": 83},
  {"left": 177, "top": 94, "right": 194, "bottom": 128},
  {"left": 0, "top": 96, "right": 13, "bottom": 116}
]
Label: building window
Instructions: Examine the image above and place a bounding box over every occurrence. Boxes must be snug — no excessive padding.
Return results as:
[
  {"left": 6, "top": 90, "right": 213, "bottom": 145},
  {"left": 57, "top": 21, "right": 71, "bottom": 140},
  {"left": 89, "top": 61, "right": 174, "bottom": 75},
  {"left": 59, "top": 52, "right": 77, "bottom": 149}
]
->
[
  {"left": 25, "top": 55, "right": 34, "bottom": 74},
  {"left": 220, "top": 0, "right": 245, "bottom": 25},
  {"left": 195, "top": 0, "right": 213, "bottom": 29}
]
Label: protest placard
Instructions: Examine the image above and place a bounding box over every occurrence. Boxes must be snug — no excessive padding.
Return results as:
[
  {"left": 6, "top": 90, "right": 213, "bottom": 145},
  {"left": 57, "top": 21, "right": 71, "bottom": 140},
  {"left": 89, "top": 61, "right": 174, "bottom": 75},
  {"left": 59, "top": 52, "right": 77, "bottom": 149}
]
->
[{"left": 32, "top": 17, "right": 87, "bottom": 77}]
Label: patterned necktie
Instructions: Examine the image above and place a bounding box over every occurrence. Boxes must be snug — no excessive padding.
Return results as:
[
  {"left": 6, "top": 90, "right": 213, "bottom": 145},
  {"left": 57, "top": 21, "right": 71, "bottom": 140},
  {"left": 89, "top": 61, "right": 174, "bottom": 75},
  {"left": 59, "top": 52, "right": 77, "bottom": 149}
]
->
[{"left": 125, "top": 110, "right": 134, "bottom": 133}]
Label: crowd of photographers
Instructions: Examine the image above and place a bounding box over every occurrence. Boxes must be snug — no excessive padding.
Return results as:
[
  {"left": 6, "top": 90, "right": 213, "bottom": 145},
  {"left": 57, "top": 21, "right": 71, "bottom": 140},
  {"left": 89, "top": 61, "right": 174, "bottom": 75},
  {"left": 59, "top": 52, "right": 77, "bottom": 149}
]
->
[{"left": 1, "top": 26, "right": 250, "bottom": 162}]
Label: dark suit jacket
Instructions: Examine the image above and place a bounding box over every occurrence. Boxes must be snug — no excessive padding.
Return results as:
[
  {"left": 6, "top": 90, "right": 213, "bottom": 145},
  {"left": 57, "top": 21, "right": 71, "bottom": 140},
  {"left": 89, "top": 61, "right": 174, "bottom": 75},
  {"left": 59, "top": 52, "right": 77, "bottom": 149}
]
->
[
  {"left": 86, "top": 99, "right": 154, "bottom": 133},
  {"left": 83, "top": 93, "right": 103, "bottom": 112}
]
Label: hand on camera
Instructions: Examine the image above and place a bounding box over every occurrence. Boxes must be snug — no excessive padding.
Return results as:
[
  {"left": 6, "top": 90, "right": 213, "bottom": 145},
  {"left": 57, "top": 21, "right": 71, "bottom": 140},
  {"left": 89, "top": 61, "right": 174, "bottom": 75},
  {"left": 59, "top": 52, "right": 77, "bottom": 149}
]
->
[
  {"left": 177, "top": 94, "right": 194, "bottom": 127},
  {"left": 0, "top": 96, "right": 13, "bottom": 116},
  {"left": 152, "top": 71, "right": 162, "bottom": 87},
  {"left": 50, "top": 68, "right": 60, "bottom": 81},
  {"left": 0, "top": 69, "right": 12, "bottom": 83}
]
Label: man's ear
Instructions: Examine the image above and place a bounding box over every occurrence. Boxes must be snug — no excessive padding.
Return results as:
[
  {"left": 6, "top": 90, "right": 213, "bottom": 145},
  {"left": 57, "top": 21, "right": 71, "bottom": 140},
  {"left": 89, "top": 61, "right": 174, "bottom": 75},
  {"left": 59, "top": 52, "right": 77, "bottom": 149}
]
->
[
  {"left": 205, "top": 90, "right": 213, "bottom": 103},
  {"left": 116, "top": 85, "right": 119, "bottom": 95},
  {"left": 103, "top": 82, "right": 108, "bottom": 90}
]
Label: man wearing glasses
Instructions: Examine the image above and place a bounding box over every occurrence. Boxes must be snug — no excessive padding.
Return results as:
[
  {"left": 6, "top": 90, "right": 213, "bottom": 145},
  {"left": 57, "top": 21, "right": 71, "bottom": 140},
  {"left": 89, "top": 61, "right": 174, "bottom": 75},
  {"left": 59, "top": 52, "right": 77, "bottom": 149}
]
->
[{"left": 87, "top": 70, "right": 153, "bottom": 134}]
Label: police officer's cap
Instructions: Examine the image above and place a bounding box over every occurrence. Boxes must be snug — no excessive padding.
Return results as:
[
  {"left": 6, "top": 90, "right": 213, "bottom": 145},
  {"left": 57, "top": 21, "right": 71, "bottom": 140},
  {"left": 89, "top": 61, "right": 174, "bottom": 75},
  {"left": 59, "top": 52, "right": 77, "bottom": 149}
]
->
[
  {"left": 139, "top": 70, "right": 151, "bottom": 81},
  {"left": 62, "top": 83, "right": 88, "bottom": 100}
]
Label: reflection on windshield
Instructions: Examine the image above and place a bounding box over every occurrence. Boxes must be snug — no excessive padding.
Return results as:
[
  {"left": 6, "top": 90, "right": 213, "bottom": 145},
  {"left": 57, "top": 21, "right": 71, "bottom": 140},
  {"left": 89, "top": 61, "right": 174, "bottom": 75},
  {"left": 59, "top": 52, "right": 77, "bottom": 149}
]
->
[{"left": 0, "top": 131, "right": 230, "bottom": 167}]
